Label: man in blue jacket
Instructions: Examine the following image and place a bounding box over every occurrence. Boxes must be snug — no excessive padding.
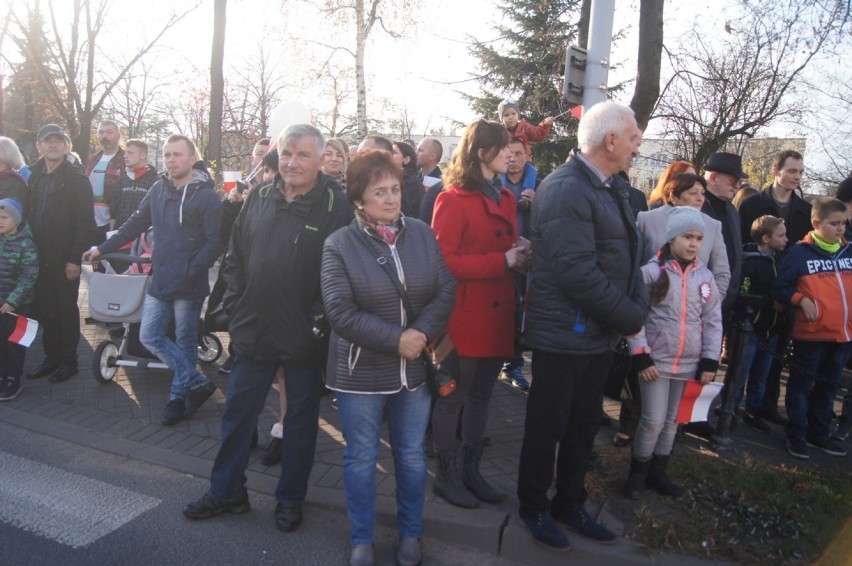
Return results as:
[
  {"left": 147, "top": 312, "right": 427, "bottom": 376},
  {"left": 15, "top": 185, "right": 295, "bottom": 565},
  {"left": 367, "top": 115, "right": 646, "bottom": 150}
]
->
[
  {"left": 517, "top": 102, "right": 647, "bottom": 551},
  {"left": 84, "top": 134, "right": 222, "bottom": 426}
]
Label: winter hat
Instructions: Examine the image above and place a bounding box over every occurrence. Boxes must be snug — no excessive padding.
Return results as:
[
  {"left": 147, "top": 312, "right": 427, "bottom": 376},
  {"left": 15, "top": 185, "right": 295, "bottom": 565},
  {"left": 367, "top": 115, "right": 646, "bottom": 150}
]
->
[
  {"left": 665, "top": 206, "right": 705, "bottom": 242},
  {"left": 498, "top": 99, "right": 520, "bottom": 118},
  {"left": 0, "top": 198, "right": 23, "bottom": 226}
]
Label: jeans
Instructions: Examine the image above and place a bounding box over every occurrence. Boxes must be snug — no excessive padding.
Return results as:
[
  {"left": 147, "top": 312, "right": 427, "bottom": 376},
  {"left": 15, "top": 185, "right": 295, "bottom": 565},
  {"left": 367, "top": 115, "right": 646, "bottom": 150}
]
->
[
  {"left": 785, "top": 340, "right": 852, "bottom": 441},
  {"left": 734, "top": 334, "right": 779, "bottom": 414},
  {"left": 139, "top": 294, "right": 208, "bottom": 400},
  {"left": 633, "top": 375, "right": 686, "bottom": 460},
  {"left": 337, "top": 385, "right": 431, "bottom": 544},
  {"left": 517, "top": 350, "right": 612, "bottom": 517},
  {"left": 209, "top": 355, "right": 322, "bottom": 506}
]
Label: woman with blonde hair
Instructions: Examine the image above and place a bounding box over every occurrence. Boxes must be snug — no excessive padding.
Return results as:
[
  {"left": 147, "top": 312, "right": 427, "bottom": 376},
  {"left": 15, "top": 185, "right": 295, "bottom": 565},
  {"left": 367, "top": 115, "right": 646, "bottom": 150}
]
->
[{"left": 322, "top": 137, "right": 349, "bottom": 187}]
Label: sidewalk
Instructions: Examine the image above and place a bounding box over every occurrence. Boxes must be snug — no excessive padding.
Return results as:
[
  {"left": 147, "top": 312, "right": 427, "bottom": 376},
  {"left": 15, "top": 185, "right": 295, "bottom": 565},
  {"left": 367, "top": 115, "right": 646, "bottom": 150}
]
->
[{"left": 1, "top": 267, "right": 845, "bottom": 564}]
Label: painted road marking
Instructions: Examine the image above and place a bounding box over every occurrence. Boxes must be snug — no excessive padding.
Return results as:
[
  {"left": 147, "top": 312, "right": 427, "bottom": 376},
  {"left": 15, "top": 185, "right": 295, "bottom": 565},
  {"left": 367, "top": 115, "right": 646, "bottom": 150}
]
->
[{"left": 0, "top": 451, "right": 161, "bottom": 548}]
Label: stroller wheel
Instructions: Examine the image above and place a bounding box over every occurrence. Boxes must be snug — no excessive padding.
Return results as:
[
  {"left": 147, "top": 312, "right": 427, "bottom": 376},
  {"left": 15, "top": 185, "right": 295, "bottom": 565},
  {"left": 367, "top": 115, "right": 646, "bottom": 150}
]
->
[
  {"left": 93, "top": 341, "right": 119, "bottom": 383},
  {"left": 197, "top": 333, "right": 223, "bottom": 364}
]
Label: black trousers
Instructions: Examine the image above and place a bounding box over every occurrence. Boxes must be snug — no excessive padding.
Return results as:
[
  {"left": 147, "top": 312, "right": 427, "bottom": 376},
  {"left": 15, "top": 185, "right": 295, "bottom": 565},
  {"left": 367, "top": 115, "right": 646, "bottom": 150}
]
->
[
  {"left": 0, "top": 307, "right": 30, "bottom": 378},
  {"left": 517, "top": 349, "right": 613, "bottom": 517},
  {"left": 35, "top": 266, "right": 81, "bottom": 363}
]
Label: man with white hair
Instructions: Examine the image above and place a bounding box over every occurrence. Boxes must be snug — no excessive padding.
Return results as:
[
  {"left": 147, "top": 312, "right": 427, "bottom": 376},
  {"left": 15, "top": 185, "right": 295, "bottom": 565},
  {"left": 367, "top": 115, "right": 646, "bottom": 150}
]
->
[
  {"left": 517, "top": 102, "right": 647, "bottom": 551},
  {"left": 182, "top": 124, "right": 352, "bottom": 533}
]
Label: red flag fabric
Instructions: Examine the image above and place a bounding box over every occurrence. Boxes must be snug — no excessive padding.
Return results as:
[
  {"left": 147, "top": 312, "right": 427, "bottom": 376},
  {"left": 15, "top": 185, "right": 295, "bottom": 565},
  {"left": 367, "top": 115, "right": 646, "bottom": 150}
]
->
[
  {"left": 8, "top": 314, "right": 38, "bottom": 348},
  {"left": 676, "top": 381, "right": 723, "bottom": 424}
]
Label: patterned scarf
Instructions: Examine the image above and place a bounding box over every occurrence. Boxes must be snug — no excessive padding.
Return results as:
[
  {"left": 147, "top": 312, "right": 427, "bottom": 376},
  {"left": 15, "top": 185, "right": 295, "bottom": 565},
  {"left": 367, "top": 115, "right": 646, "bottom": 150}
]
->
[{"left": 355, "top": 207, "right": 400, "bottom": 245}]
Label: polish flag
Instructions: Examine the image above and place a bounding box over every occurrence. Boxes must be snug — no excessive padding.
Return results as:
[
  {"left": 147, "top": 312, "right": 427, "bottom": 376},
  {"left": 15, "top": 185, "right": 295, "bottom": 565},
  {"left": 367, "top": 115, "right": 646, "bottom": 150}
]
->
[
  {"left": 676, "top": 381, "right": 723, "bottom": 424},
  {"left": 8, "top": 314, "right": 39, "bottom": 348}
]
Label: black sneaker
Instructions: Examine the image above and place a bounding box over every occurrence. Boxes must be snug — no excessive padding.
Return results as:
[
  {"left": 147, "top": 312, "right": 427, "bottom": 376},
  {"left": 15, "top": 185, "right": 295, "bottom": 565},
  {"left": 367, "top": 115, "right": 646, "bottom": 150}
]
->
[
  {"left": 806, "top": 437, "right": 848, "bottom": 457},
  {"left": 274, "top": 504, "right": 303, "bottom": 532},
  {"left": 183, "top": 381, "right": 217, "bottom": 419},
  {"left": 183, "top": 488, "right": 251, "bottom": 519},
  {"left": 519, "top": 512, "right": 571, "bottom": 552},
  {"left": 554, "top": 506, "right": 617, "bottom": 545},
  {"left": 161, "top": 398, "right": 185, "bottom": 426},
  {"left": 743, "top": 412, "right": 770, "bottom": 433},
  {"left": 787, "top": 437, "right": 810, "bottom": 460},
  {"left": 0, "top": 377, "right": 21, "bottom": 401}
]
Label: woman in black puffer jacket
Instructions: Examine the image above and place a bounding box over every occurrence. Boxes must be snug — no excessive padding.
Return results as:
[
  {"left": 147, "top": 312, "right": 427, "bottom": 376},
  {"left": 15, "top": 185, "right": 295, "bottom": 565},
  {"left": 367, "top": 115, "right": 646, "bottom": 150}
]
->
[{"left": 321, "top": 149, "right": 455, "bottom": 566}]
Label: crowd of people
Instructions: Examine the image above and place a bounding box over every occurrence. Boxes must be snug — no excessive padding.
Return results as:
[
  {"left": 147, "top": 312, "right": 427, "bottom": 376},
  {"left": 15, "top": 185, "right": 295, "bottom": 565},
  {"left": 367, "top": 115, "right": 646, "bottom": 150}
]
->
[{"left": 0, "top": 98, "right": 850, "bottom": 565}]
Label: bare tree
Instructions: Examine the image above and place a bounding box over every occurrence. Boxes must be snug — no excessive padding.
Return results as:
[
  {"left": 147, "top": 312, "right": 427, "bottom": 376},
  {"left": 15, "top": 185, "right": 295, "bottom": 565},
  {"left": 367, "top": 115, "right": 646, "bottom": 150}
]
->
[
  {"left": 629, "top": 0, "right": 665, "bottom": 130},
  {"left": 654, "top": 0, "right": 850, "bottom": 170},
  {"left": 806, "top": 72, "right": 852, "bottom": 186},
  {"left": 10, "top": 0, "right": 199, "bottom": 161},
  {"left": 103, "top": 59, "right": 169, "bottom": 138}
]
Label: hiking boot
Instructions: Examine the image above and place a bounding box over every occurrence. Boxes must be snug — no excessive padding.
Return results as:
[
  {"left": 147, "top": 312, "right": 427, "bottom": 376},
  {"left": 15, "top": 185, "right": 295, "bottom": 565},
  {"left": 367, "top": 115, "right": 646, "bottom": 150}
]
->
[
  {"left": 274, "top": 504, "right": 302, "bottom": 532},
  {"left": 461, "top": 441, "right": 502, "bottom": 504},
  {"left": 396, "top": 537, "right": 422, "bottom": 566},
  {"left": 743, "top": 411, "right": 770, "bottom": 433},
  {"left": 183, "top": 488, "right": 251, "bottom": 519},
  {"left": 433, "top": 448, "right": 479, "bottom": 509},
  {"left": 28, "top": 358, "right": 60, "bottom": 379},
  {"left": 261, "top": 437, "right": 283, "bottom": 466},
  {"left": 787, "top": 437, "right": 810, "bottom": 460},
  {"left": 184, "top": 381, "right": 217, "bottom": 419},
  {"left": 0, "top": 377, "right": 21, "bottom": 401},
  {"left": 806, "top": 437, "right": 847, "bottom": 457},
  {"left": 161, "top": 398, "right": 185, "bottom": 426},
  {"left": 520, "top": 512, "right": 571, "bottom": 552},
  {"left": 505, "top": 367, "right": 529, "bottom": 390},
  {"left": 623, "top": 457, "right": 652, "bottom": 500},
  {"left": 553, "top": 505, "right": 616, "bottom": 544},
  {"left": 645, "top": 454, "right": 684, "bottom": 498}
]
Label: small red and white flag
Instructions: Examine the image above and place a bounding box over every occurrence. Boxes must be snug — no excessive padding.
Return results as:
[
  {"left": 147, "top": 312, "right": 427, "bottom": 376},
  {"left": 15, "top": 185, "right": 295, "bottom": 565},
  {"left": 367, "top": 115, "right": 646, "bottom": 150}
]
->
[
  {"left": 676, "top": 380, "right": 723, "bottom": 424},
  {"left": 7, "top": 314, "right": 39, "bottom": 348}
]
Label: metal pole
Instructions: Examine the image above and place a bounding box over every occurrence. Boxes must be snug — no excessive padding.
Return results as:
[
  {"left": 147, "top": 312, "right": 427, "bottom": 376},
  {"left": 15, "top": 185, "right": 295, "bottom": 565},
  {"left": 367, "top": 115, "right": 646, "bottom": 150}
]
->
[
  {"left": 713, "top": 308, "right": 755, "bottom": 444},
  {"left": 582, "top": 0, "right": 615, "bottom": 109}
]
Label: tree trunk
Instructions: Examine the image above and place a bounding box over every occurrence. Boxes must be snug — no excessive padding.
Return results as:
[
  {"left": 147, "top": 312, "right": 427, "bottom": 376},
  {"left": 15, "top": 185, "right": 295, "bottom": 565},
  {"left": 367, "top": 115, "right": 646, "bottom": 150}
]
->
[
  {"left": 577, "top": 0, "right": 592, "bottom": 48},
  {"left": 630, "top": 0, "right": 664, "bottom": 130},
  {"left": 208, "top": 0, "right": 226, "bottom": 181},
  {"left": 355, "top": 0, "right": 368, "bottom": 139}
]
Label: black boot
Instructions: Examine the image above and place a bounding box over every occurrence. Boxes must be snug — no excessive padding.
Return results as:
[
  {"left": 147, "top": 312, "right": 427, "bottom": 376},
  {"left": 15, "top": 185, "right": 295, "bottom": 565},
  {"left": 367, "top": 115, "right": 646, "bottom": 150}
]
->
[
  {"left": 623, "top": 457, "right": 652, "bottom": 500},
  {"left": 462, "top": 441, "right": 502, "bottom": 504},
  {"left": 433, "top": 448, "right": 479, "bottom": 509},
  {"left": 645, "top": 454, "right": 684, "bottom": 498}
]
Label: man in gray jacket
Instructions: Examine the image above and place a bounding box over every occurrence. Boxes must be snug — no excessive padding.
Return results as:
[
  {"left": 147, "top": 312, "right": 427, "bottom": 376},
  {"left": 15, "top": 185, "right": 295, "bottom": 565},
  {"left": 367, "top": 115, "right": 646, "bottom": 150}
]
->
[{"left": 517, "top": 103, "right": 647, "bottom": 551}]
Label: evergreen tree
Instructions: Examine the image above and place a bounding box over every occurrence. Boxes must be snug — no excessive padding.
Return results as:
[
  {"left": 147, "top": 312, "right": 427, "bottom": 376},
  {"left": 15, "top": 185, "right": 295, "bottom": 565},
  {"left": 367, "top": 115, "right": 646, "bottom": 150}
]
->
[{"left": 466, "top": 0, "right": 583, "bottom": 175}]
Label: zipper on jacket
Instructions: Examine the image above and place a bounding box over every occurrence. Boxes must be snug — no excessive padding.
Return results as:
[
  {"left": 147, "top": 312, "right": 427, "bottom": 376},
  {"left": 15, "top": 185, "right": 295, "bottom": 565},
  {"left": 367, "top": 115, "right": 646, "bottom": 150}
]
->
[
  {"left": 831, "top": 257, "right": 851, "bottom": 341},
  {"left": 388, "top": 242, "right": 409, "bottom": 386},
  {"left": 670, "top": 261, "right": 691, "bottom": 374}
]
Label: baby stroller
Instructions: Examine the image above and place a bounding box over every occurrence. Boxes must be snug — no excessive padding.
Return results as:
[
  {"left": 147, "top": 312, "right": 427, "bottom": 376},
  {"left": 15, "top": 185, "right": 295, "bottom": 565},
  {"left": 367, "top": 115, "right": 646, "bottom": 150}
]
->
[{"left": 88, "top": 251, "right": 223, "bottom": 383}]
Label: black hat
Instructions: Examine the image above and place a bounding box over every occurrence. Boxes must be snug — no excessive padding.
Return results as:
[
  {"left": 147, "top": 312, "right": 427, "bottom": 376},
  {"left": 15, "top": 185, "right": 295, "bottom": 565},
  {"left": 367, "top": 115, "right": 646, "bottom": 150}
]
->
[
  {"left": 836, "top": 176, "right": 852, "bottom": 203},
  {"left": 37, "top": 124, "right": 70, "bottom": 144},
  {"left": 704, "top": 152, "right": 748, "bottom": 179}
]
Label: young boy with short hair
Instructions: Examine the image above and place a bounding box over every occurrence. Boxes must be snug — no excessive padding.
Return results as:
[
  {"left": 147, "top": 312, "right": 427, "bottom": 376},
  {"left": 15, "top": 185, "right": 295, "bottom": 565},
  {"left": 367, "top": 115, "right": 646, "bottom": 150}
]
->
[
  {"left": 772, "top": 197, "right": 852, "bottom": 459},
  {"left": 0, "top": 198, "right": 39, "bottom": 401},
  {"left": 497, "top": 99, "right": 555, "bottom": 163},
  {"left": 734, "top": 215, "right": 788, "bottom": 432}
]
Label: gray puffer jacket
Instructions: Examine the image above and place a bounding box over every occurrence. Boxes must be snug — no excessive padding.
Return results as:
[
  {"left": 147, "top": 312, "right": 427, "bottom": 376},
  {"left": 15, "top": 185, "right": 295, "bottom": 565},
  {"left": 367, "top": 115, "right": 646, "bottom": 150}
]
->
[
  {"left": 628, "top": 258, "right": 723, "bottom": 378},
  {"left": 321, "top": 218, "right": 456, "bottom": 393},
  {"left": 524, "top": 154, "right": 647, "bottom": 355}
]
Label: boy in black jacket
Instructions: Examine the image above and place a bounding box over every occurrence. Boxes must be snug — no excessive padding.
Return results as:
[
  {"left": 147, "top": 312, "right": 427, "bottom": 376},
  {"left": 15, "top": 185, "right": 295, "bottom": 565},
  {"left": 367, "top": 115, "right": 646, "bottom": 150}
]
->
[{"left": 734, "top": 215, "right": 787, "bottom": 432}]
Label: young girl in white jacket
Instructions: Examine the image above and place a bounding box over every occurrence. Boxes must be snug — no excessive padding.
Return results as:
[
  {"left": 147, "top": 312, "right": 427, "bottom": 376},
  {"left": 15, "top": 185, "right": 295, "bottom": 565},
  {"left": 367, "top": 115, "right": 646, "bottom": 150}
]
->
[{"left": 624, "top": 206, "right": 723, "bottom": 499}]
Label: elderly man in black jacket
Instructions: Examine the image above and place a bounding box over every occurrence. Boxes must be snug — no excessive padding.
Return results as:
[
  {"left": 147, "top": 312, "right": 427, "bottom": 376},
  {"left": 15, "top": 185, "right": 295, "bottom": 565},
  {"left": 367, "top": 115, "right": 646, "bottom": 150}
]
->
[
  {"left": 517, "top": 103, "right": 647, "bottom": 551},
  {"left": 26, "top": 124, "right": 96, "bottom": 383},
  {"left": 183, "top": 124, "right": 352, "bottom": 533}
]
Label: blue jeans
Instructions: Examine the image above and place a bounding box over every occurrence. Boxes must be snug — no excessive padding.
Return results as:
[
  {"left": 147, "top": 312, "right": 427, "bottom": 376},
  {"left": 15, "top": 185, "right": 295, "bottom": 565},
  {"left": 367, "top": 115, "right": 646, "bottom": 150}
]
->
[
  {"left": 785, "top": 340, "right": 852, "bottom": 441},
  {"left": 734, "top": 334, "right": 778, "bottom": 414},
  {"left": 337, "top": 385, "right": 431, "bottom": 545},
  {"left": 209, "top": 355, "right": 323, "bottom": 505},
  {"left": 139, "top": 294, "right": 208, "bottom": 400}
]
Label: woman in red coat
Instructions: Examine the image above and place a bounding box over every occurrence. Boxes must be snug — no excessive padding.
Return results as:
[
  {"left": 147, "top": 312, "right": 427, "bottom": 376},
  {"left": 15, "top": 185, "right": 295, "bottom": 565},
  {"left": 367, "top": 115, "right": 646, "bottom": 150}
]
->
[{"left": 431, "top": 119, "right": 531, "bottom": 508}]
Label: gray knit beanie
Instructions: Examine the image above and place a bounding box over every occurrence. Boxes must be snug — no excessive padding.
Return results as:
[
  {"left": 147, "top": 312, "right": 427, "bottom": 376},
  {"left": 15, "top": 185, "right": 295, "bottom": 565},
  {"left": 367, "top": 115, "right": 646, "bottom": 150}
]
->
[
  {"left": 665, "top": 206, "right": 705, "bottom": 242},
  {"left": 497, "top": 99, "right": 520, "bottom": 118},
  {"left": 0, "top": 198, "right": 23, "bottom": 226}
]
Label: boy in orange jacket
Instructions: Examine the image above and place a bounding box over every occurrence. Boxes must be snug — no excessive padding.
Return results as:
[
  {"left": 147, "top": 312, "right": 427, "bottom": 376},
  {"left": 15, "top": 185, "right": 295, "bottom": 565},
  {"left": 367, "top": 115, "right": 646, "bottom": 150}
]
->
[{"left": 771, "top": 197, "right": 852, "bottom": 459}]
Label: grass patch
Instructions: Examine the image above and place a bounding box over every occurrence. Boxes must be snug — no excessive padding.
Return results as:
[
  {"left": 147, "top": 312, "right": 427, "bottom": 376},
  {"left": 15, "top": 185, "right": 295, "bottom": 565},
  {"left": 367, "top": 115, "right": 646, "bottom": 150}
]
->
[{"left": 591, "top": 446, "right": 852, "bottom": 565}]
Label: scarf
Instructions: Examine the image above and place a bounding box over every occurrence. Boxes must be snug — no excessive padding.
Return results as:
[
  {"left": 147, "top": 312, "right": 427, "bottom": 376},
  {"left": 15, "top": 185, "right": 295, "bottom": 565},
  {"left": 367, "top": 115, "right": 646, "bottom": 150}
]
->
[
  {"left": 355, "top": 207, "right": 400, "bottom": 245},
  {"left": 810, "top": 230, "right": 841, "bottom": 254}
]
